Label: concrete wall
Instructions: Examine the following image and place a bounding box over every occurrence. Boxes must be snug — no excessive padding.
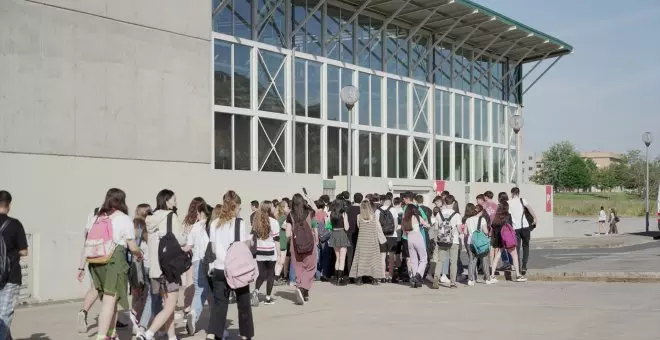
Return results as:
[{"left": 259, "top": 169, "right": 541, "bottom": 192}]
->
[
  {"left": 0, "top": 152, "right": 323, "bottom": 302},
  {"left": 0, "top": 0, "right": 211, "bottom": 162}
]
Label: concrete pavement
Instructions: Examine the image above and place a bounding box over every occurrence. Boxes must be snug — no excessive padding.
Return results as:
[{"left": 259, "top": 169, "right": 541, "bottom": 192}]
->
[{"left": 12, "top": 281, "right": 660, "bottom": 340}]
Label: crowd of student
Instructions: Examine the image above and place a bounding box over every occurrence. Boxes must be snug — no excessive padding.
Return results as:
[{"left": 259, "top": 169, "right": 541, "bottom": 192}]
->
[{"left": 0, "top": 185, "right": 538, "bottom": 340}]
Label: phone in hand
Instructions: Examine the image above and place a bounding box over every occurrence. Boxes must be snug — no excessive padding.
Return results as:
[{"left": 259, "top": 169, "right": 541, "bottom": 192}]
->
[{"left": 302, "top": 187, "right": 308, "bottom": 195}]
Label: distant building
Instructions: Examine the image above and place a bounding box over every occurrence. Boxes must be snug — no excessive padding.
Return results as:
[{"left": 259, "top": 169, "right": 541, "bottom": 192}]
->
[
  {"left": 579, "top": 152, "right": 623, "bottom": 168},
  {"left": 522, "top": 153, "right": 542, "bottom": 183}
]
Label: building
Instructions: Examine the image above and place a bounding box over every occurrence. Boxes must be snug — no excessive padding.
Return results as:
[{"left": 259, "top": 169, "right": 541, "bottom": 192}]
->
[
  {"left": 521, "top": 153, "right": 541, "bottom": 183},
  {"left": 580, "top": 152, "right": 623, "bottom": 168},
  {"left": 1, "top": 0, "right": 570, "bottom": 301}
]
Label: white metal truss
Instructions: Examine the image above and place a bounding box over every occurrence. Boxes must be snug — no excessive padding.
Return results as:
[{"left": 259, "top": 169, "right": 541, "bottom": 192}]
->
[
  {"left": 257, "top": 0, "right": 287, "bottom": 44},
  {"left": 522, "top": 55, "right": 563, "bottom": 95},
  {"left": 412, "top": 85, "right": 429, "bottom": 132},
  {"left": 326, "top": 0, "right": 374, "bottom": 45},
  {"left": 290, "top": 0, "right": 327, "bottom": 40},
  {"left": 413, "top": 138, "right": 430, "bottom": 178},
  {"left": 452, "top": 26, "right": 516, "bottom": 83},
  {"left": 471, "top": 35, "right": 532, "bottom": 86},
  {"left": 506, "top": 106, "right": 519, "bottom": 183},
  {"left": 212, "top": 0, "right": 231, "bottom": 18},
  {"left": 355, "top": 0, "right": 414, "bottom": 56},
  {"left": 257, "top": 50, "right": 287, "bottom": 111},
  {"left": 258, "top": 118, "right": 287, "bottom": 171}
]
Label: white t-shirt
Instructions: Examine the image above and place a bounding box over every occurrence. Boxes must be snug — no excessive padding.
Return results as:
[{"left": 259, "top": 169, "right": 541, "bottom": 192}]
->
[
  {"left": 598, "top": 210, "right": 607, "bottom": 222},
  {"left": 254, "top": 217, "right": 280, "bottom": 262},
  {"left": 437, "top": 208, "right": 462, "bottom": 245},
  {"left": 375, "top": 204, "right": 400, "bottom": 237},
  {"left": 508, "top": 197, "right": 530, "bottom": 230},
  {"left": 84, "top": 211, "right": 134, "bottom": 247},
  {"left": 186, "top": 220, "right": 210, "bottom": 263},
  {"left": 209, "top": 217, "right": 248, "bottom": 271}
]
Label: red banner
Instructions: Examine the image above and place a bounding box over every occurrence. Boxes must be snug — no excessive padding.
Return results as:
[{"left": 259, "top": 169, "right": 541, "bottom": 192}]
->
[
  {"left": 546, "top": 185, "right": 553, "bottom": 212},
  {"left": 435, "top": 180, "right": 445, "bottom": 194}
]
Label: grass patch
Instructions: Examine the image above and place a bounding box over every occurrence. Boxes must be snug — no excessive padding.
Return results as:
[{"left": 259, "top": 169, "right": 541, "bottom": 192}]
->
[{"left": 554, "top": 192, "right": 646, "bottom": 217}]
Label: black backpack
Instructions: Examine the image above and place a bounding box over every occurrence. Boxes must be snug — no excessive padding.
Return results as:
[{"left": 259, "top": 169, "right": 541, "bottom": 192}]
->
[
  {"left": 378, "top": 206, "right": 396, "bottom": 235},
  {"left": 0, "top": 219, "right": 13, "bottom": 289},
  {"left": 158, "top": 212, "right": 192, "bottom": 283}
]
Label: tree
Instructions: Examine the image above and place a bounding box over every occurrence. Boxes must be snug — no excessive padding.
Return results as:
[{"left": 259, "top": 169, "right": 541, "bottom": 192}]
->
[
  {"left": 595, "top": 166, "right": 617, "bottom": 191},
  {"left": 531, "top": 141, "right": 579, "bottom": 190},
  {"left": 559, "top": 155, "right": 591, "bottom": 191},
  {"left": 585, "top": 159, "right": 598, "bottom": 191}
]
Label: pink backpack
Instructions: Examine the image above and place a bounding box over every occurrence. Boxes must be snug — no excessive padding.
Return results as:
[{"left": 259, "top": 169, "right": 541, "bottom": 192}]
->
[
  {"left": 501, "top": 223, "right": 518, "bottom": 249},
  {"left": 224, "top": 218, "right": 258, "bottom": 289},
  {"left": 84, "top": 215, "right": 117, "bottom": 264}
]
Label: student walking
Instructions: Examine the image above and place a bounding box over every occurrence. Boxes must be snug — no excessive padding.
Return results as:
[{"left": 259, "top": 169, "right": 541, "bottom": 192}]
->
[
  {"left": 208, "top": 191, "right": 254, "bottom": 340},
  {"left": 329, "top": 200, "right": 351, "bottom": 285},
  {"left": 285, "top": 194, "right": 318, "bottom": 305},
  {"left": 82, "top": 188, "right": 143, "bottom": 340},
  {"left": 508, "top": 187, "right": 537, "bottom": 275},
  {"left": 489, "top": 202, "right": 526, "bottom": 282},
  {"left": 181, "top": 197, "right": 207, "bottom": 317},
  {"left": 251, "top": 201, "right": 280, "bottom": 306},
  {"left": 608, "top": 208, "right": 619, "bottom": 234},
  {"left": 129, "top": 204, "right": 152, "bottom": 334},
  {"left": 464, "top": 204, "right": 491, "bottom": 285},
  {"left": 350, "top": 200, "right": 387, "bottom": 284},
  {"left": 274, "top": 200, "right": 291, "bottom": 284},
  {"left": 431, "top": 196, "right": 462, "bottom": 289},
  {"left": 137, "top": 189, "right": 188, "bottom": 340},
  {"left": 184, "top": 203, "right": 213, "bottom": 336},
  {"left": 598, "top": 206, "right": 607, "bottom": 235},
  {"left": 0, "top": 191, "right": 29, "bottom": 340},
  {"left": 315, "top": 201, "right": 332, "bottom": 281},
  {"left": 377, "top": 197, "right": 400, "bottom": 282},
  {"left": 401, "top": 204, "right": 427, "bottom": 288}
]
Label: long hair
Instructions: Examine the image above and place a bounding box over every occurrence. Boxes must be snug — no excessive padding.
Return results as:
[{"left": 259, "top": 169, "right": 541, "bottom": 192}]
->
[
  {"left": 463, "top": 203, "right": 477, "bottom": 223},
  {"left": 329, "top": 200, "right": 347, "bottom": 228},
  {"left": 401, "top": 204, "right": 420, "bottom": 232},
  {"left": 211, "top": 204, "right": 222, "bottom": 222},
  {"left": 277, "top": 200, "right": 289, "bottom": 219},
  {"left": 359, "top": 200, "right": 374, "bottom": 221},
  {"left": 98, "top": 188, "right": 129, "bottom": 216},
  {"left": 290, "top": 194, "right": 307, "bottom": 224},
  {"left": 155, "top": 189, "right": 175, "bottom": 211},
  {"left": 492, "top": 202, "right": 510, "bottom": 226},
  {"left": 133, "top": 203, "right": 151, "bottom": 241},
  {"left": 261, "top": 200, "right": 276, "bottom": 219},
  {"left": 497, "top": 192, "right": 509, "bottom": 205},
  {"left": 253, "top": 202, "right": 273, "bottom": 240},
  {"left": 217, "top": 190, "right": 241, "bottom": 227},
  {"left": 183, "top": 197, "right": 206, "bottom": 226}
]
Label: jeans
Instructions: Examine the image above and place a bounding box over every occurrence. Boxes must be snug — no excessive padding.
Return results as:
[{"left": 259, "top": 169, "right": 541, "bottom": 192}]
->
[
  {"left": 316, "top": 241, "right": 332, "bottom": 279},
  {"left": 288, "top": 259, "right": 296, "bottom": 283},
  {"left": 433, "top": 244, "right": 458, "bottom": 283},
  {"left": 0, "top": 283, "right": 19, "bottom": 340},
  {"left": 515, "top": 228, "right": 531, "bottom": 271},
  {"left": 467, "top": 247, "right": 490, "bottom": 282},
  {"left": 191, "top": 261, "right": 211, "bottom": 323},
  {"left": 209, "top": 269, "right": 254, "bottom": 338},
  {"left": 441, "top": 243, "right": 463, "bottom": 277},
  {"left": 139, "top": 277, "right": 163, "bottom": 328}
]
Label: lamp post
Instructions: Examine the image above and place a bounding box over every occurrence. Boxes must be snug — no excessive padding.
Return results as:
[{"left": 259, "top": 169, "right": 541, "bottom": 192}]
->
[
  {"left": 340, "top": 85, "right": 359, "bottom": 194},
  {"left": 509, "top": 112, "right": 524, "bottom": 186},
  {"left": 642, "top": 132, "right": 653, "bottom": 232}
]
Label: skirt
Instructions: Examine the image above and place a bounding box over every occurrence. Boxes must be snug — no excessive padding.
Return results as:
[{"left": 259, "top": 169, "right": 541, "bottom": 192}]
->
[{"left": 330, "top": 228, "right": 351, "bottom": 248}]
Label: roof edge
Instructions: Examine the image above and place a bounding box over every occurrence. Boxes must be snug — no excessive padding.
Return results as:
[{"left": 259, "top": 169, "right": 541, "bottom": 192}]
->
[{"left": 456, "top": 0, "right": 573, "bottom": 52}]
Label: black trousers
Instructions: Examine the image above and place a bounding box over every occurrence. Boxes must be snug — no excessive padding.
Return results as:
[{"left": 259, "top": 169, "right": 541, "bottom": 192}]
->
[
  {"left": 255, "top": 261, "right": 275, "bottom": 296},
  {"left": 515, "top": 228, "right": 531, "bottom": 271},
  {"left": 209, "top": 269, "right": 254, "bottom": 338},
  {"left": 344, "top": 231, "right": 359, "bottom": 274}
]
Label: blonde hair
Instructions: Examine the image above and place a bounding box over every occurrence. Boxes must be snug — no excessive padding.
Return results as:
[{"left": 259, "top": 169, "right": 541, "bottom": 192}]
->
[
  {"left": 253, "top": 201, "right": 273, "bottom": 240},
  {"left": 217, "top": 191, "right": 241, "bottom": 227},
  {"left": 277, "top": 200, "right": 289, "bottom": 219},
  {"left": 211, "top": 204, "right": 222, "bottom": 222},
  {"left": 359, "top": 200, "right": 374, "bottom": 221}
]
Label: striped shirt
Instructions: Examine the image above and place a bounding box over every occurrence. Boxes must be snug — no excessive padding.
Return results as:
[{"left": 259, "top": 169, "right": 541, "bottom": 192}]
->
[{"left": 255, "top": 217, "right": 280, "bottom": 262}]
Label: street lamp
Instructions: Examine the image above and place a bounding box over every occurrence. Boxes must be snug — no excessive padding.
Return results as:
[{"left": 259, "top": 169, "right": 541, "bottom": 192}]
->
[
  {"left": 642, "top": 131, "right": 653, "bottom": 232},
  {"left": 340, "top": 85, "right": 359, "bottom": 194},
  {"left": 509, "top": 111, "right": 524, "bottom": 186}
]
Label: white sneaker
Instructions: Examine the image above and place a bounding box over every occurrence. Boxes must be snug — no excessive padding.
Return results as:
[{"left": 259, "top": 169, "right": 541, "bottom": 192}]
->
[
  {"left": 440, "top": 274, "right": 450, "bottom": 284},
  {"left": 186, "top": 311, "right": 196, "bottom": 335},
  {"left": 76, "top": 310, "right": 88, "bottom": 333},
  {"left": 485, "top": 279, "right": 495, "bottom": 285},
  {"left": 467, "top": 280, "right": 475, "bottom": 286},
  {"left": 515, "top": 276, "right": 528, "bottom": 282},
  {"left": 490, "top": 277, "right": 499, "bottom": 283}
]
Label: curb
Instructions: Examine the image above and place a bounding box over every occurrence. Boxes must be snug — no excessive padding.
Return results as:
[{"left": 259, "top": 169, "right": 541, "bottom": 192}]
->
[{"left": 524, "top": 271, "right": 660, "bottom": 283}]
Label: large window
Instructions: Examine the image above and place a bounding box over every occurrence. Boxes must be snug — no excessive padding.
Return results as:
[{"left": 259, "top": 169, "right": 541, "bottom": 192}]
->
[
  {"left": 258, "top": 50, "right": 286, "bottom": 113},
  {"left": 295, "top": 123, "right": 321, "bottom": 174},
  {"left": 413, "top": 138, "right": 429, "bottom": 179},
  {"left": 492, "top": 103, "right": 507, "bottom": 144},
  {"left": 433, "top": 43, "right": 452, "bottom": 87},
  {"left": 358, "top": 132, "right": 382, "bottom": 177},
  {"left": 215, "top": 41, "right": 251, "bottom": 108},
  {"left": 357, "top": 16, "right": 383, "bottom": 70},
  {"left": 386, "top": 79, "right": 408, "bottom": 130},
  {"left": 474, "top": 99, "right": 489, "bottom": 142},
  {"left": 328, "top": 126, "right": 349, "bottom": 178},
  {"left": 493, "top": 148, "right": 506, "bottom": 183},
  {"left": 387, "top": 134, "right": 408, "bottom": 178},
  {"left": 455, "top": 142, "right": 470, "bottom": 182},
  {"left": 411, "top": 35, "right": 429, "bottom": 81},
  {"left": 412, "top": 85, "right": 429, "bottom": 133},
  {"left": 258, "top": 0, "right": 286, "bottom": 47},
  {"left": 454, "top": 94, "right": 470, "bottom": 139},
  {"left": 453, "top": 47, "right": 471, "bottom": 92},
  {"left": 214, "top": 112, "right": 251, "bottom": 170},
  {"left": 474, "top": 146, "right": 489, "bottom": 182},
  {"left": 385, "top": 25, "right": 408, "bottom": 77},
  {"left": 327, "top": 66, "right": 353, "bottom": 122},
  {"left": 434, "top": 90, "right": 450, "bottom": 136},
  {"left": 258, "top": 118, "right": 287, "bottom": 172},
  {"left": 292, "top": 0, "right": 322, "bottom": 55},
  {"left": 435, "top": 140, "right": 450, "bottom": 180},
  {"left": 214, "top": 41, "right": 231, "bottom": 106},
  {"left": 326, "top": 5, "right": 354, "bottom": 63},
  {"left": 294, "top": 60, "right": 321, "bottom": 118},
  {"left": 213, "top": 0, "right": 251, "bottom": 39},
  {"left": 358, "top": 73, "right": 382, "bottom": 127}
]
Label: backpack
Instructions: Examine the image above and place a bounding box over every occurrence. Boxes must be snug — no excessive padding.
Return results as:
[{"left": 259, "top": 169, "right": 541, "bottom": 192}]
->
[
  {"left": 436, "top": 212, "right": 457, "bottom": 245},
  {"left": 379, "top": 206, "right": 396, "bottom": 235},
  {"left": 317, "top": 219, "right": 331, "bottom": 243},
  {"left": 501, "top": 223, "right": 517, "bottom": 249},
  {"left": 128, "top": 226, "right": 146, "bottom": 288},
  {"left": 521, "top": 198, "right": 536, "bottom": 231},
  {"left": 224, "top": 218, "right": 259, "bottom": 289},
  {"left": 84, "top": 214, "right": 117, "bottom": 264},
  {"left": 471, "top": 216, "right": 490, "bottom": 256},
  {"left": 292, "top": 215, "right": 315, "bottom": 255},
  {"left": 158, "top": 212, "right": 192, "bottom": 283},
  {"left": 0, "top": 220, "right": 13, "bottom": 289}
]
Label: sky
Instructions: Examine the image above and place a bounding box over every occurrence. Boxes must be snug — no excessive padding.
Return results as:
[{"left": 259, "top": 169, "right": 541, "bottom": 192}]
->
[{"left": 476, "top": 0, "right": 660, "bottom": 158}]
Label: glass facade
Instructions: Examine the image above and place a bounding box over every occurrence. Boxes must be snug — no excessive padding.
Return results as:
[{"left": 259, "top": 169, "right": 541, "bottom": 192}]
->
[{"left": 212, "top": 1, "right": 519, "bottom": 183}]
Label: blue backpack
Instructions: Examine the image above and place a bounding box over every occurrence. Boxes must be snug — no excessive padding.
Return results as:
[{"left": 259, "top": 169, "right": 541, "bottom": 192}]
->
[{"left": 471, "top": 216, "right": 490, "bottom": 256}]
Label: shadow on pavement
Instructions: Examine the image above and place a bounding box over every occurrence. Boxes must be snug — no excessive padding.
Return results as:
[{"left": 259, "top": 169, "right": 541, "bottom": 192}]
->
[
  {"left": 274, "top": 290, "right": 298, "bottom": 304},
  {"left": 16, "top": 333, "right": 50, "bottom": 340}
]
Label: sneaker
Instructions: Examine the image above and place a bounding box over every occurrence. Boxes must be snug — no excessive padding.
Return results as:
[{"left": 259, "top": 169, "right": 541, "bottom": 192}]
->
[
  {"left": 449, "top": 283, "right": 458, "bottom": 289},
  {"left": 432, "top": 277, "right": 439, "bottom": 289},
  {"left": 301, "top": 288, "right": 310, "bottom": 302},
  {"left": 295, "top": 287, "right": 305, "bottom": 305},
  {"left": 186, "top": 311, "right": 196, "bottom": 335},
  {"left": 485, "top": 278, "right": 496, "bottom": 285},
  {"left": 490, "top": 276, "right": 499, "bottom": 283},
  {"left": 440, "top": 274, "right": 450, "bottom": 284},
  {"left": 515, "top": 276, "right": 528, "bottom": 282},
  {"left": 116, "top": 320, "right": 128, "bottom": 328},
  {"left": 264, "top": 297, "right": 275, "bottom": 305},
  {"left": 77, "top": 310, "right": 88, "bottom": 333},
  {"left": 250, "top": 290, "right": 260, "bottom": 307},
  {"left": 467, "top": 280, "right": 475, "bottom": 286}
]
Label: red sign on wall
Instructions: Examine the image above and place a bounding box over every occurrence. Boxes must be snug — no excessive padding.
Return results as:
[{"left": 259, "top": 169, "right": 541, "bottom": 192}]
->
[
  {"left": 546, "top": 185, "right": 553, "bottom": 212},
  {"left": 435, "top": 180, "right": 446, "bottom": 194}
]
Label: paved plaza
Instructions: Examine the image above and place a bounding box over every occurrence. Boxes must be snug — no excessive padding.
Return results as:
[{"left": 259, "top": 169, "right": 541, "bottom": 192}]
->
[{"left": 13, "top": 280, "right": 660, "bottom": 340}]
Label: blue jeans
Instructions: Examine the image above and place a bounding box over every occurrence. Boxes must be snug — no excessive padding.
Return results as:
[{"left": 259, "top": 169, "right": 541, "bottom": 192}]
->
[
  {"left": 288, "top": 258, "right": 296, "bottom": 283},
  {"left": 139, "top": 270, "right": 162, "bottom": 329},
  {"left": 191, "top": 261, "right": 211, "bottom": 323},
  {"left": 315, "top": 241, "right": 332, "bottom": 279},
  {"left": 0, "top": 283, "right": 19, "bottom": 340}
]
